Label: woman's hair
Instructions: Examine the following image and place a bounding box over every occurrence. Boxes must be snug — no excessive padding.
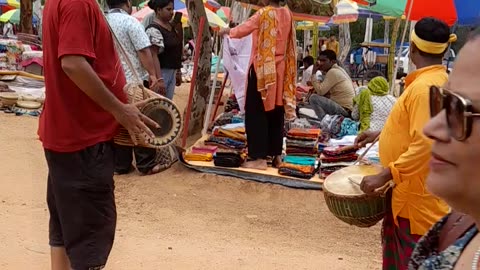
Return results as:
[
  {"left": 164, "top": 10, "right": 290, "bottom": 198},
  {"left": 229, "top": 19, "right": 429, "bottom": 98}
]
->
[{"left": 148, "top": 0, "right": 173, "bottom": 11}]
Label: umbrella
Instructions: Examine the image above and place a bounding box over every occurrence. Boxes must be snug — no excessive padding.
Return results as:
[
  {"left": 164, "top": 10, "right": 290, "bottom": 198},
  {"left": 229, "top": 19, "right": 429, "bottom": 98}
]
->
[
  {"left": 352, "top": 0, "right": 480, "bottom": 26},
  {"left": 177, "top": 8, "right": 227, "bottom": 28},
  {"left": 138, "top": 0, "right": 186, "bottom": 10},
  {"left": 0, "top": 0, "right": 19, "bottom": 8},
  {"left": 0, "top": 9, "right": 39, "bottom": 24},
  {"left": 216, "top": 6, "right": 230, "bottom": 22},
  {"left": 132, "top": 6, "right": 227, "bottom": 28}
]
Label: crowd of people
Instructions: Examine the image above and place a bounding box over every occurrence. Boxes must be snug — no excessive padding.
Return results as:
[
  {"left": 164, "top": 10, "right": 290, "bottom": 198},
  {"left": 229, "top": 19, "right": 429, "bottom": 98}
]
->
[{"left": 37, "top": 0, "right": 480, "bottom": 268}]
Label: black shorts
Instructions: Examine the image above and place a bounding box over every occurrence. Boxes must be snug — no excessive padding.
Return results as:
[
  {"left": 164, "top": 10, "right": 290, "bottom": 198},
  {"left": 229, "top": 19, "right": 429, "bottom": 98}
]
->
[{"left": 45, "top": 141, "right": 116, "bottom": 270}]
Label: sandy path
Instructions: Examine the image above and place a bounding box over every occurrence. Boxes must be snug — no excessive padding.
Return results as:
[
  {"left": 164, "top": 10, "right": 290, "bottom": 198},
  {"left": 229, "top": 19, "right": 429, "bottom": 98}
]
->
[{"left": 0, "top": 84, "right": 381, "bottom": 269}]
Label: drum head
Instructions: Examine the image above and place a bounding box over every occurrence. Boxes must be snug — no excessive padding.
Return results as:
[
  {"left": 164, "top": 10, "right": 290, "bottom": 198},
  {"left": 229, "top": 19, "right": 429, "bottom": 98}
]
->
[
  {"left": 141, "top": 98, "right": 182, "bottom": 147},
  {"left": 323, "top": 165, "right": 383, "bottom": 196}
]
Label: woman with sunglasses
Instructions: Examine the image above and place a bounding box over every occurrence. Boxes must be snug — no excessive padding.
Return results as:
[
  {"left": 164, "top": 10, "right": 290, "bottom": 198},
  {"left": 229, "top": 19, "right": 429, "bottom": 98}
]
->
[
  {"left": 409, "top": 28, "right": 480, "bottom": 270},
  {"left": 355, "top": 17, "right": 457, "bottom": 269}
]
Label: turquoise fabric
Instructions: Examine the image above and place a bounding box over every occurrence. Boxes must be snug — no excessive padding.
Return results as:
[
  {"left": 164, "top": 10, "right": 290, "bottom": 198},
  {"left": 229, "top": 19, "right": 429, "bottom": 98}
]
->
[
  {"left": 338, "top": 118, "right": 359, "bottom": 138},
  {"left": 284, "top": 155, "right": 316, "bottom": 166}
]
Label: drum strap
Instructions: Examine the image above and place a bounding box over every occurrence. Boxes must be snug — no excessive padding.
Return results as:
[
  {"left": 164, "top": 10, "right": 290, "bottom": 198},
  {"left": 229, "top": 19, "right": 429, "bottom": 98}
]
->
[
  {"left": 98, "top": 4, "right": 147, "bottom": 98},
  {"left": 438, "top": 211, "right": 476, "bottom": 252}
]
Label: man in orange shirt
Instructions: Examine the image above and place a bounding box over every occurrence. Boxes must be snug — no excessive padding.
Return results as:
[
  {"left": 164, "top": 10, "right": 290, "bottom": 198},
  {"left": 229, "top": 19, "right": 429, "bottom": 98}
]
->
[{"left": 355, "top": 17, "right": 457, "bottom": 270}]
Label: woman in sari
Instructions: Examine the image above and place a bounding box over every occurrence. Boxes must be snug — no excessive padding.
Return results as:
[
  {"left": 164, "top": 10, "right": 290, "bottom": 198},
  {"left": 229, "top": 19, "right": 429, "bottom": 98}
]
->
[
  {"left": 219, "top": 0, "right": 297, "bottom": 170},
  {"left": 408, "top": 28, "right": 480, "bottom": 270}
]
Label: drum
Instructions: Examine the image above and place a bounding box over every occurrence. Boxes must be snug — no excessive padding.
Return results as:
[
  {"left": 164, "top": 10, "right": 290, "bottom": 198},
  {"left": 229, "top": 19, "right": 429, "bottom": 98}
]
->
[
  {"left": 323, "top": 165, "right": 393, "bottom": 228},
  {"left": 113, "top": 83, "right": 182, "bottom": 148}
]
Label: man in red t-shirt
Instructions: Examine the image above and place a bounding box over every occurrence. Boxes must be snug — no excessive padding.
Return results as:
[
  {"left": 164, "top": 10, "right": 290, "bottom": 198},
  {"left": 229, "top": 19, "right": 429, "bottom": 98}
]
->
[{"left": 41, "top": 0, "right": 157, "bottom": 269}]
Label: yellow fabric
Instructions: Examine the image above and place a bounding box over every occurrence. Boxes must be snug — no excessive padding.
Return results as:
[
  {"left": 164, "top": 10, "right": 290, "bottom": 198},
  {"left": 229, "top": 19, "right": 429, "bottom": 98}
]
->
[
  {"left": 255, "top": 7, "right": 277, "bottom": 94},
  {"left": 411, "top": 30, "right": 457, "bottom": 55},
  {"left": 378, "top": 65, "right": 450, "bottom": 235},
  {"left": 184, "top": 153, "right": 213, "bottom": 162},
  {"left": 326, "top": 40, "right": 339, "bottom": 55},
  {"left": 254, "top": 6, "right": 297, "bottom": 121},
  {"left": 282, "top": 8, "right": 297, "bottom": 121}
]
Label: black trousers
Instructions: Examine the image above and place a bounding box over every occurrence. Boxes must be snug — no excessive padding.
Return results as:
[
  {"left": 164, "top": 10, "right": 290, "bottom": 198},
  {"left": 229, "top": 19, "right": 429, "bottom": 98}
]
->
[
  {"left": 245, "top": 66, "right": 285, "bottom": 159},
  {"left": 45, "top": 142, "right": 116, "bottom": 270},
  {"left": 114, "top": 145, "right": 158, "bottom": 174}
]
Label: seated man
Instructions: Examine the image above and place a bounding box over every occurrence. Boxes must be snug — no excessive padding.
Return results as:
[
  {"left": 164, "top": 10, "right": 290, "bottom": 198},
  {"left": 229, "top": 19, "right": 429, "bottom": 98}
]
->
[
  {"left": 309, "top": 50, "right": 355, "bottom": 120},
  {"left": 301, "top": 55, "right": 314, "bottom": 86}
]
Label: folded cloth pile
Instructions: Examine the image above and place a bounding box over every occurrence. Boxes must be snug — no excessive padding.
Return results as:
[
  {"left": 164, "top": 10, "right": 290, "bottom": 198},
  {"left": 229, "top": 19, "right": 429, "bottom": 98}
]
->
[
  {"left": 183, "top": 152, "right": 213, "bottom": 162},
  {"left": 191, "top": 145, "right": 218, "bottom": 154},
  {"left": 285, "top": 128, "right": 321, "bottom": 156},
  {"left": 278, "top": 155, "right": 318, "bottom": 179},
  {"left": 320, "top": 145, "right": 358, "bottom": 178},
  {"left": 205, "top": 123, "right": 247, "bottom": 150},
  {"left": 205, "top": 136, "right": 246, "bottom": 150},
  {"left": 213, "top": 152, "right": 246, "bottom": 168}
]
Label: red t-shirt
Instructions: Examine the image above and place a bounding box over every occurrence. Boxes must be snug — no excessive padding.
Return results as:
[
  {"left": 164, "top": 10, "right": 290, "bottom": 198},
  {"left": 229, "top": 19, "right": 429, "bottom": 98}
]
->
[{"left": 39, "top": 0, "right": 127, "bottom": 152}]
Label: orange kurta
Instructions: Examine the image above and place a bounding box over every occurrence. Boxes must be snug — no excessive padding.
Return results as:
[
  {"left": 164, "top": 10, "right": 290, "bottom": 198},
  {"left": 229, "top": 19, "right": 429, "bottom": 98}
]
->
[
  {"left": 379, "top": 65, "right": 450, "bottom": 236},
  {"left": 229, "top": 8, "right": 293, "bottom": 112}
]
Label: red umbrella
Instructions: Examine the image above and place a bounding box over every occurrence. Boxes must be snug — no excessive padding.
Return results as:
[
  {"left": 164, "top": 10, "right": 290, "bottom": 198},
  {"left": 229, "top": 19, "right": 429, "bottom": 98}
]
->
[
  {"left": 351, "top": 0, "right": 458, "bottom": 25},
  {"left": 405, "top": 0, "right": 457, "bottom": 26}
]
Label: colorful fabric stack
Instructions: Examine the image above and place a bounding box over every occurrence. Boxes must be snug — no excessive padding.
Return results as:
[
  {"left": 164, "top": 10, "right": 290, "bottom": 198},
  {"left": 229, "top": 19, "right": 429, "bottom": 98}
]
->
[
  {"left": 183, "top": 145, "right": 217, "bottom": 162},
  {"left": 320, "top": 145, "right": 358, "bottom": 178},
  {"left": 213, "top": 151, "right": 246, "bottom": 168},
  {"left": 279, "top": 128, "right": 321, "bottom": 179},
  {"left": 205, "top": 123, "right": 247, "bottom": 150},
  {"left": 285, "top": 128, "right": 321, "bottom": 156},
  {"left": 278, "top": 155, "right": 318, "bottom": 179}
]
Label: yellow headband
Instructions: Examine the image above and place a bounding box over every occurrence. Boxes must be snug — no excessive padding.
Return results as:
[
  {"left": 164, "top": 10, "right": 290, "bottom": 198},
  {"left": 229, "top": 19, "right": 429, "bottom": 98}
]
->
[{"left": 411, "top": 30, "right": 457, "bottom": 54}]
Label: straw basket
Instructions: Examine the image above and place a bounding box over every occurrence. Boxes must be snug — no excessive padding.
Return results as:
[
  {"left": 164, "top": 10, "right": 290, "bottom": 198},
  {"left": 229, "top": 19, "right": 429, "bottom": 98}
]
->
[
  {"left": 0, "top": 92, "right": 18, "bottom": 107},
  {"left": 323, "top": 165, "right": 394, "bottom": 228},
  {"left": 113, "top": 83, "right": 183, "bottom": 149}
]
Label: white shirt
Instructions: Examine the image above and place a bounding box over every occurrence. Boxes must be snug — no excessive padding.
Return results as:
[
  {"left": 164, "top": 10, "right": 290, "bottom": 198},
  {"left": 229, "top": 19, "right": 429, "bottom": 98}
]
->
[
  {"left": 301, "top": 65, "right": 313, "bottom": 85},
  {"left": 352, "top": 93, "right": 397, "bottom": 132},
  {"left": 106, "top": 9, "right": 151, "bottom": 83}
]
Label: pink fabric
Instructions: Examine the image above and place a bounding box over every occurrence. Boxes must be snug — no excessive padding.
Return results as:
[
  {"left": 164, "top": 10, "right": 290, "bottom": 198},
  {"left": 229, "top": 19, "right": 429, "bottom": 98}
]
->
[{"left": 229, "top": 8, "right": 293, "bottom": 112}]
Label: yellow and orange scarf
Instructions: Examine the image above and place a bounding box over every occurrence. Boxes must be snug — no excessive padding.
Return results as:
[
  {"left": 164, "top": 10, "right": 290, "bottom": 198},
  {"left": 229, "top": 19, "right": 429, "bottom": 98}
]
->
[{"left": 255, "top": 6, "right": 297, "bottom": 120}]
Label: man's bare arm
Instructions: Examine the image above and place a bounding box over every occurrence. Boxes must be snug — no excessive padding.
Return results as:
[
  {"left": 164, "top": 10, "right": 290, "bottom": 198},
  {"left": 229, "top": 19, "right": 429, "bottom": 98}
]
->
[{"left": 61, "top": 55, "right": 124, "bottom": 115}]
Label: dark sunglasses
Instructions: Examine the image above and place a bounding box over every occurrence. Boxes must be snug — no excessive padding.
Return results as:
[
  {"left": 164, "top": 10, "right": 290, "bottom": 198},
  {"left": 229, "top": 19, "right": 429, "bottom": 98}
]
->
[{"left": 429, "top": 85, "right": 480, "bottom": 141}]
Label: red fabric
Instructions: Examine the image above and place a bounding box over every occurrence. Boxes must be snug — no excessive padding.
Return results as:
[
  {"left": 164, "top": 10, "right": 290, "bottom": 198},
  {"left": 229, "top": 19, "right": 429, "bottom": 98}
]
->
[
  {"left": 39, "top": 0, "right": 127, "bottom": 152},
  {"left": 406, "top": 0, "right": 457, "bottom": 26},
  {"left": 382, "top": 204, "right": 422, "bottom": 270}
]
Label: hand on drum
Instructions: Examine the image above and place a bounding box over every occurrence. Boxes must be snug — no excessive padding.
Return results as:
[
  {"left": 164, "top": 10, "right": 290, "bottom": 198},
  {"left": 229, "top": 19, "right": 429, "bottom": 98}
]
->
[
  {"left": 114, "top": 99, "right": 160, "bottom": 145},
  {"left": 355, "top": 130, "right": 381, "bottom": 148},
  {"left": 360, "top": 169, "right": 391, "bottom": 195}
]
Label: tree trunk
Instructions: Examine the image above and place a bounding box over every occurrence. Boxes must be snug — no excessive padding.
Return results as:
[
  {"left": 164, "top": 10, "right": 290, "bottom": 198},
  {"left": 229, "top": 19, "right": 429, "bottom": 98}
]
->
[
  {"left": 20, "top": 0, "right": 33, "bottom": 34},
  {"left": 186, "top": 0, "right": 212, "bottom": 135},
  {"left": 338, "top": 23, "right": 351, "bottom": 64}
]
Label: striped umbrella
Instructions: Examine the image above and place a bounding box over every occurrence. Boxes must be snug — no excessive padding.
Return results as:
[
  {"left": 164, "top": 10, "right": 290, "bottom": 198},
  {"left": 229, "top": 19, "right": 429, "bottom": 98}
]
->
[
  {"left": 0, "top": 9, "right": 39, "bottom": 24},
  {"left": 0, "top": 0, "right": 19, "bottom": 8}
]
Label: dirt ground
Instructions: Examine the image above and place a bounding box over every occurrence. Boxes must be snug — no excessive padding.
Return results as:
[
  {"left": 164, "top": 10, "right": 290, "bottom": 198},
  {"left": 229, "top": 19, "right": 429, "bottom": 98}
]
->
[{"left": 0, "top": 84, "right": 381, "bottom": 269}]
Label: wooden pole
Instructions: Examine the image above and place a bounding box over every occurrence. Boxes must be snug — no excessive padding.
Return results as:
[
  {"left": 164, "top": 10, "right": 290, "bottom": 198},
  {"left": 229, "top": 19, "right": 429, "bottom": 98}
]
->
[
  {"left": 182, "top": 16, "right": 206, "bottom": 148},
  {"left": 20, "top": 0, "right": 33, "bottom": 34}
]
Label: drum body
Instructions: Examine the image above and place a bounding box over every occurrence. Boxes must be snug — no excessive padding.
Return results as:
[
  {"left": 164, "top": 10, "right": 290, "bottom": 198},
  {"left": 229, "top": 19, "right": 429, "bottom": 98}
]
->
[
  {"left": 114, "top": 84, "right": 182, "bottom": 148},
  {"left": 323, "top": 165, "right": 386, "bottom": 228}
]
